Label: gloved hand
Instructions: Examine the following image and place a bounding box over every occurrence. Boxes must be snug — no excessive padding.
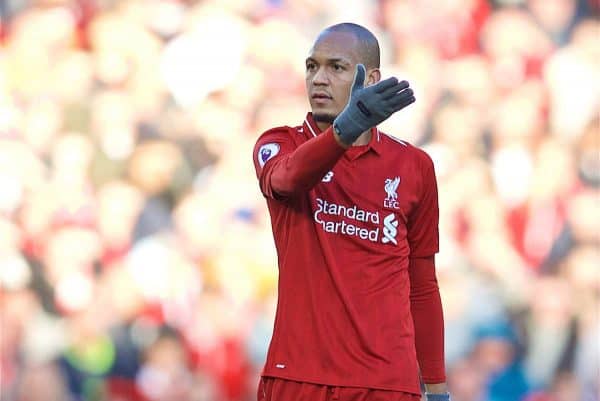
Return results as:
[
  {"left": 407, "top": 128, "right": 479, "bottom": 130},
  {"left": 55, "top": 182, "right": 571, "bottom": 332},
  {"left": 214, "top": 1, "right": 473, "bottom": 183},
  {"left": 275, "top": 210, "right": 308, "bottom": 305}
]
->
[
  {"left": 333, "top": 63, "right": 415, "bottom": 146},
  {"left": 426, "top": 393, "right": 450, "bottom": 401}
]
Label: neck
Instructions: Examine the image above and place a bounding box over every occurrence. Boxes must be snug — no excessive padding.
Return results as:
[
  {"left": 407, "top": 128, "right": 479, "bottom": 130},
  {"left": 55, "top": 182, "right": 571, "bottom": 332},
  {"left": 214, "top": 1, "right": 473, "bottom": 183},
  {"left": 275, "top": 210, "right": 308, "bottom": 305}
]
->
[
  {"left": 353, "top": 130, "right": 371, "bottom": 146},
  {"left": 315, "top": 121, "right": 331, "bottom": 132},
  {"left": 315, "top": 121, "right": 371, "bottom": 146}
]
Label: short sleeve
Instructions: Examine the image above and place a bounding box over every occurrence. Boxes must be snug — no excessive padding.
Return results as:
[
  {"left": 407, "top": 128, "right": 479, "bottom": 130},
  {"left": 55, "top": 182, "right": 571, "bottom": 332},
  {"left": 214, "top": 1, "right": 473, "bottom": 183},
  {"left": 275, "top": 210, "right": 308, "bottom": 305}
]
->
[
  {"left": 407, "top": 154, "right": 439, "bottom": 258},
  {"left": 252, "top": 127, "right": 296, "bottom": 199}
]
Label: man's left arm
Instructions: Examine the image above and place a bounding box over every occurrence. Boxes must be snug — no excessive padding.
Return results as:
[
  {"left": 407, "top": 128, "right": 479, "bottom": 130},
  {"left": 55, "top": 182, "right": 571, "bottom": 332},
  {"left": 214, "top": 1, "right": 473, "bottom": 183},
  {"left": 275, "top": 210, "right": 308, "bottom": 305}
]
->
[
  {"left": 406, "top": 153, "right": 449, "bottom": 399},
  {"left": 409, "top": 256, "right": 448, "bottom": 397}
]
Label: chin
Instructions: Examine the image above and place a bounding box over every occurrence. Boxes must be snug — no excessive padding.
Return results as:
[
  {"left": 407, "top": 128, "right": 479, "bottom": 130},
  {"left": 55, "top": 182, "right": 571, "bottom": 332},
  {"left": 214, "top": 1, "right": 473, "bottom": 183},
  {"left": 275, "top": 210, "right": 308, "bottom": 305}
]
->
[{"left": 312, "top": 112, "right": 337, "bottom": 124}]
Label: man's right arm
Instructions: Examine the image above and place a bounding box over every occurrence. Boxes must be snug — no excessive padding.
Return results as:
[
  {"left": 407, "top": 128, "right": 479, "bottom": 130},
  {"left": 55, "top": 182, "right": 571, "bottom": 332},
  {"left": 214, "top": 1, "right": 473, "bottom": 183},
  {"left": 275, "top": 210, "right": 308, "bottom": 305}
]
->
[
  {"left": 254, "top": 63, "right": 415, "bottom": 198},
  {"left": 253, "top": 127, "right": 346, "bottom": 199}
]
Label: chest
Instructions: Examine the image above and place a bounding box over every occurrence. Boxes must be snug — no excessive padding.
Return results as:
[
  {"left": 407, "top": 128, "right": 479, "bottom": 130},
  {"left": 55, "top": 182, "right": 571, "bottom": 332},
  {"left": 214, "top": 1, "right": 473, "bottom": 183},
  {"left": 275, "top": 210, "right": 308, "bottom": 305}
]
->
[{"left": 313, "top": 155, "right": 422, "bottom": 224}]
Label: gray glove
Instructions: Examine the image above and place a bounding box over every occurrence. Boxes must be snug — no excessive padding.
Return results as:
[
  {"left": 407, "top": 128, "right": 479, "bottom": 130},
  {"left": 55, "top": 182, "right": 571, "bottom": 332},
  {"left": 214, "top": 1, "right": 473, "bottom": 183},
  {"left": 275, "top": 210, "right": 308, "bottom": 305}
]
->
[
  {"left": 426, "top": 393, "right": 451, "bottom": 401},
  {"left": 333, "top": 63, "right": 415, "bottom": 146}
]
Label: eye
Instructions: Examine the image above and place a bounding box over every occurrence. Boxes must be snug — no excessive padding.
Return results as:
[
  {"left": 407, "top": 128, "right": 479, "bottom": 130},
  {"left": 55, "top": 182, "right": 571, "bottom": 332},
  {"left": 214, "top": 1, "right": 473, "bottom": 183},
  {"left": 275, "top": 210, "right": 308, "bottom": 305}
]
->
[
  {"left": 333, "top": 64, "right": 345, "bottom": 71},
  {"left": 306, "top": 62, "right": 317, "bottom": 71}
]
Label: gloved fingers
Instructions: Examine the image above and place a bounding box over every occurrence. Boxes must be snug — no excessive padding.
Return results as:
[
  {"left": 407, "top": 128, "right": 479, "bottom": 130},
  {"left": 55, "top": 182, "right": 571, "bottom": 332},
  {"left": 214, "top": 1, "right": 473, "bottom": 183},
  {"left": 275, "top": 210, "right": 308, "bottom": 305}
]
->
[
  {"left": 379, "top": 81, "right": 410, "bottom": 99},
  {"left": 386, "top": 88, "right": 414, "bottom": 104},
  {"left": 373, "top": 76, "right": 400, "bottom": 93},
  {"left": 351, "top": 64, "right": 366, "bottom": 92},
  {"left": 387, "top": 91, "right": 416, "bottom": 111},
  {"left": 389, "top": 96, "right": 416, "bottom": 111}
]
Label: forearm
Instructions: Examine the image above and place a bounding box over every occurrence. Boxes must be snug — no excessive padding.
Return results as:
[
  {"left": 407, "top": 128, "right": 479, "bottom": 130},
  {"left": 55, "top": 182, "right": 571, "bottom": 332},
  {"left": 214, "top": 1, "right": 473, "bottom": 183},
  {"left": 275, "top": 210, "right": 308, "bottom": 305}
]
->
[
  {"left": 268, "top": 127, "right": 345, "bottom": 196},
  {"left": 409, "top": 256, "right": 446, "bottom": 384}
]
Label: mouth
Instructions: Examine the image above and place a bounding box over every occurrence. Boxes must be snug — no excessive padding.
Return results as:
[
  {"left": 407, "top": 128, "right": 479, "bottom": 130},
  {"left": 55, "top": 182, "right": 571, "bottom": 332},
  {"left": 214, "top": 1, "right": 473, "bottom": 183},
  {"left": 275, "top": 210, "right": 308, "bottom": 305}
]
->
[{"left": 312, "top": 93, "right": 332, "bottom": 104}]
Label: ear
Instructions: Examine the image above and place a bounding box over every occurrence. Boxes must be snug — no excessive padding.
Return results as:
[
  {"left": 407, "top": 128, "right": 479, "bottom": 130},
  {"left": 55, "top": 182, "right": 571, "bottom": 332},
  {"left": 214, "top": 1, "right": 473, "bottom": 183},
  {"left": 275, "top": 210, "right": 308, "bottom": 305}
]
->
[{"left": 365, "top": 68, "right": 381, "bottom": 87}]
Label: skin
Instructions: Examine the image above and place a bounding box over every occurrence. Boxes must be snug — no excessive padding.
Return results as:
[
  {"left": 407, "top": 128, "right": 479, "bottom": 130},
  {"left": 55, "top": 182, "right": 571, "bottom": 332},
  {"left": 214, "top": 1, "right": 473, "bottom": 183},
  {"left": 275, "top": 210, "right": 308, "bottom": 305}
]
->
[
  {"left": 305, "top": 30, "right": 380, "bottom": 148},
  {"left": 305, "top": 28, "right": 449, "bottom": 396},
  {"left": 426, "top": 382, "right": 449, "bottom": 394}
]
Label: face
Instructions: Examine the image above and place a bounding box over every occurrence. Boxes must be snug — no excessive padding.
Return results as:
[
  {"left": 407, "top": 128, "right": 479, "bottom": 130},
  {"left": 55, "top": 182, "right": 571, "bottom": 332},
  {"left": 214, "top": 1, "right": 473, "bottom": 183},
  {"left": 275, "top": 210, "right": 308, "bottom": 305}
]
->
[{"left": 305, "top": 31, "right": 378, "bottom": 125}]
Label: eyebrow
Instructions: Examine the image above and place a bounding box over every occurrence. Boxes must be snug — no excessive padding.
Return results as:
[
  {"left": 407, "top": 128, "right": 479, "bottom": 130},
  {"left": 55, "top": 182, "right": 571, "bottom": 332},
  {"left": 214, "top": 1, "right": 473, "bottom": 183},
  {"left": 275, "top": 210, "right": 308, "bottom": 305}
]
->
[{"left": 305, "top": 57, "right": 352, "bottom": 65}]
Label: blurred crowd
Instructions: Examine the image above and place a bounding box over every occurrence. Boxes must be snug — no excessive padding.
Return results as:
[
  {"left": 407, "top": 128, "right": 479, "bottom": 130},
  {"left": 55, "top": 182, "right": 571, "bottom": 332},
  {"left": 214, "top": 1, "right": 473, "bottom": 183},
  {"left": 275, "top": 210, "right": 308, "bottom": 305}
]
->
[{"left": 0, "top": 0, "right": 598, "bottom": 400}]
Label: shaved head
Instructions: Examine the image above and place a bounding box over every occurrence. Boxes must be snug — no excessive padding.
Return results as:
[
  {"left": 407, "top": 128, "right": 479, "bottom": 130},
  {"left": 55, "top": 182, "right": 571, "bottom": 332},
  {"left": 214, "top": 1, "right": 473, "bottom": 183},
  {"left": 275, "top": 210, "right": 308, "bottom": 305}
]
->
[
  {"left": 306, "top": 23, "right": 383, "bottom": 127},
  {"left": 316, "top": 23, "right": 380, "bottom": 69}
]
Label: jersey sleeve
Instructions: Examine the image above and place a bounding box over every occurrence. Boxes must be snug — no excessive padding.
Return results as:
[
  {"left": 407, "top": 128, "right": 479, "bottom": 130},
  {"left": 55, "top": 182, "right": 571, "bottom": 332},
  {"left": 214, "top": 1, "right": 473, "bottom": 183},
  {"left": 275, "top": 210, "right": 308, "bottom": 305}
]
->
[
  {"left": 409, "top": 256, "right": 446, "bottom": 383},
  {"left": 407, "top": 152, "right": 439, "bottom": 258},
  {"left": 253, "top": 127, "right": 297, "bottom": 199},
  {"left": 253, "top": 126, "right": 346, "bottom": 199}
]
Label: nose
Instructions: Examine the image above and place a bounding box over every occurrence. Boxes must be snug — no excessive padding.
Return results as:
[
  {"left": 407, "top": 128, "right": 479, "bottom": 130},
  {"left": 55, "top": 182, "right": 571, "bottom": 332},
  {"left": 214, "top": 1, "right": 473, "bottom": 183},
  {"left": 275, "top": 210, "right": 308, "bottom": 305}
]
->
[{"left": 312, "top": 66, "right": 329, "bottom": 86}]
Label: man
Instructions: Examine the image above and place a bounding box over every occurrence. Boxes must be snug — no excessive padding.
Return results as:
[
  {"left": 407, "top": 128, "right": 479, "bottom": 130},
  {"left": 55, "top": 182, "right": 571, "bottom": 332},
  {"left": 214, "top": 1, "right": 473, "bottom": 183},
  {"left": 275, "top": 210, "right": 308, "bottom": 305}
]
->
[{"left": 252, "top": 23, "right": 449, "bottom": 401}]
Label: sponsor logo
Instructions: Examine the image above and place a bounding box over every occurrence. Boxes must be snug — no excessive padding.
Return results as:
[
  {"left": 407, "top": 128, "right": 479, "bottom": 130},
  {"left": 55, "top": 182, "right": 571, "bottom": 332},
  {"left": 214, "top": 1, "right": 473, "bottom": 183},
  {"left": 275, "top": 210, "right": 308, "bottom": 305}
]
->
[
  {"left": 321, "top": 171, "right": 334, "bottom": 182},
  {"left": 314, "top": 198, "right": 379, "bottom": 241},
  {"left": 258, "top": 143, "right": 280, "bottom": 168},
  {"left": 313, "top": 198, "right": 399, "bottom": 245},
  {"left": 382, "top": 213, "right": 398, "bottom": 245},
  {"left": 384, "top": 177, "right": 400, "bottom": 209}
]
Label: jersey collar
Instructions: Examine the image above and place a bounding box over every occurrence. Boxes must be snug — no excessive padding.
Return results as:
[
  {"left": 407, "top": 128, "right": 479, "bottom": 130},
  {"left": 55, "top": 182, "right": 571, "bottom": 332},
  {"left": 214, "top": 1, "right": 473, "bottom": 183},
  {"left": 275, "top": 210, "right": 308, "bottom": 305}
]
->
[{"left": 303, "top": 113, "right": 382, "bottom": 157}]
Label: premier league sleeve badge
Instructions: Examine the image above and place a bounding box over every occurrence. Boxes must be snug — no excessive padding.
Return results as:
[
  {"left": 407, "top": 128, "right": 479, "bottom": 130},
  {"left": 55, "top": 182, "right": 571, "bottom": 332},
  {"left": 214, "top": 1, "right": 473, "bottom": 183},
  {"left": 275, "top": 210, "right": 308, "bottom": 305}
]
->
[{"left": 258, "top": 143, "right": 280, "bottom": 168}]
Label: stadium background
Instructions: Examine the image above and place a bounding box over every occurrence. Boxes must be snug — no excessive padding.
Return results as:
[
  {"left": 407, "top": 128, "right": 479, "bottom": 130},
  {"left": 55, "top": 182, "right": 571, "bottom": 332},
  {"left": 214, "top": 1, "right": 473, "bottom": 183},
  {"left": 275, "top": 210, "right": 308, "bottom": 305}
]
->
[{"left": 0, "top": 0, "right": 598, "bottom": 400}]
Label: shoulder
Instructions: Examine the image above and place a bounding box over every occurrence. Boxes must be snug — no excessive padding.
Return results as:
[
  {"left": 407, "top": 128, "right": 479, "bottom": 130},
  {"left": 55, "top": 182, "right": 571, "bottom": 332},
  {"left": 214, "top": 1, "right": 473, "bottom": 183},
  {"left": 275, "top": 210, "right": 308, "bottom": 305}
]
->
[
  {"left": 379, "top": 131, "right": 434, "bottom": 168},
  {"left": 253, "top": 125, "right": 303, "bottom": 169},
  {"left": 254, "top": 125, "right": 300, "bottom": 146},
  {"left": 253, "top": 126, "right": 292, "bottom": 156}
]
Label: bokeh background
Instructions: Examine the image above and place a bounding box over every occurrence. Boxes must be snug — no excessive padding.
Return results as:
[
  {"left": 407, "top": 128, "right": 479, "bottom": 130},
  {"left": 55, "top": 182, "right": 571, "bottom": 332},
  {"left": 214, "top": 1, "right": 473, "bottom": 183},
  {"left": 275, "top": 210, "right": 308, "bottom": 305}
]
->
[{"left": 0, "top": 0, "right": 598, "bottom": 400}]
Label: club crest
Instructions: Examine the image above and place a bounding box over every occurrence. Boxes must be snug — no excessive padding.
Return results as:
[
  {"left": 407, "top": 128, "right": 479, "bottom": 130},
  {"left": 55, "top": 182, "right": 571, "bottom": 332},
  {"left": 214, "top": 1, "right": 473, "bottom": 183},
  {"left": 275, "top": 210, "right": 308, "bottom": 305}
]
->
[{"left": 384, "top": 177, "right": 400, "bottom": 209}]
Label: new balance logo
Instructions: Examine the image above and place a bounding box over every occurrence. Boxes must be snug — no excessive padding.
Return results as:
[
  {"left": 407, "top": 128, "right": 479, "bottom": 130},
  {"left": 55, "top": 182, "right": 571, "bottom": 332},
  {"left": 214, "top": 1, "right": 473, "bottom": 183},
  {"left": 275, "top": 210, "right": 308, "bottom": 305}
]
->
[
  {"left": 382, "top": 213, "right": 398, "bottom": 245},
  {"left": 322, "top": 171, "right": 334, "bottom": 182}
]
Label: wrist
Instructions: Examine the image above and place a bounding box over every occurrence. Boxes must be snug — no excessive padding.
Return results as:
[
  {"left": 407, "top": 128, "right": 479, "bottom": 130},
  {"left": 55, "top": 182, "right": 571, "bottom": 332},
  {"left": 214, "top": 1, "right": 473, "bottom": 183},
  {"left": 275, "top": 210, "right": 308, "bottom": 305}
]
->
[
  {"left": 332, "top": 124, "right": 351, "bottom": 149},
  {"left": 424, "top": 382, "right": 447, "bottom": 393},
  {"left": 424, "top": 382, "right": 449, "bottom": 400},
  {"left": 333, "top": 113, "right": 367, "bottom": 146}
]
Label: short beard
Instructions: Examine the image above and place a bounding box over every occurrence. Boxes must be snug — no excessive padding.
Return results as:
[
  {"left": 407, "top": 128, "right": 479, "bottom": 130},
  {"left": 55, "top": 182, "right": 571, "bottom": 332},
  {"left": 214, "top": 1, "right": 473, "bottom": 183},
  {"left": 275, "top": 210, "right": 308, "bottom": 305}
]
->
[{"left": 313, "top": 113, "right": 336, "bottom": 124}]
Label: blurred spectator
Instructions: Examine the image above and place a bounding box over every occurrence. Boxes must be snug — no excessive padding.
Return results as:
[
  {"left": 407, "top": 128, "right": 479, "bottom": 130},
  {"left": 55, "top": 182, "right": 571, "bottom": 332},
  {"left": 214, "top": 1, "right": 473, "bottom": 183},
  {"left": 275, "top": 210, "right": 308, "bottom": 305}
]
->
[
  {"left": 15, "top": 362, "right": 69, "bottom": 401},
  {"left": 0, "top": 1, "right": 598, "bottom": 401},
  {"left": 471, "top": 321, "right": 531, "bottom": 401}
]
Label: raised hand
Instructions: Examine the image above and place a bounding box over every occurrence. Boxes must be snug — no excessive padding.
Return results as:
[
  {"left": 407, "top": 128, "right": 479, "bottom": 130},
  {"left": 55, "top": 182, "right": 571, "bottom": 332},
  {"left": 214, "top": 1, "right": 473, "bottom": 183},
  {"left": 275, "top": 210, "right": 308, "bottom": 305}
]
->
[{"left": 333, "top": 64, "right": 415, "bottom": 146}]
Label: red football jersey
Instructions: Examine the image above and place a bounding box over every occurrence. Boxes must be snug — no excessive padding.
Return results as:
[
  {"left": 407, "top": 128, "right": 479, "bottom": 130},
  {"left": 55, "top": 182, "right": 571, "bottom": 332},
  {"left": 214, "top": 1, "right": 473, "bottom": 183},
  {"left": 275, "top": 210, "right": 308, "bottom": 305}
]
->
[{"left": 253, "top": 113, "right": 439, "bottom": 395}]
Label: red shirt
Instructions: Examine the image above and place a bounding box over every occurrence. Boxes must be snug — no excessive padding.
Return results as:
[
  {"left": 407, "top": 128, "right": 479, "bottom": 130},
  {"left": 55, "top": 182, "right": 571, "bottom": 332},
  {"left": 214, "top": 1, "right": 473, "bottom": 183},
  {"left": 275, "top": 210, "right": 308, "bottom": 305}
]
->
[{"left": 253, "top": 113, "right": 441, "bottom": 394}]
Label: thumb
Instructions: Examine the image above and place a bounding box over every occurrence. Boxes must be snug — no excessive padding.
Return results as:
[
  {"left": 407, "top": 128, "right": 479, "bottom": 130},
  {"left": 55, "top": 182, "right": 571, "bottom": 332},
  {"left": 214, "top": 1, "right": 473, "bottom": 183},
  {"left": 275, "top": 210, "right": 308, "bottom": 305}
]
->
[{"left": 351, "top": 64, "right": 366, "bottom": 93}]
